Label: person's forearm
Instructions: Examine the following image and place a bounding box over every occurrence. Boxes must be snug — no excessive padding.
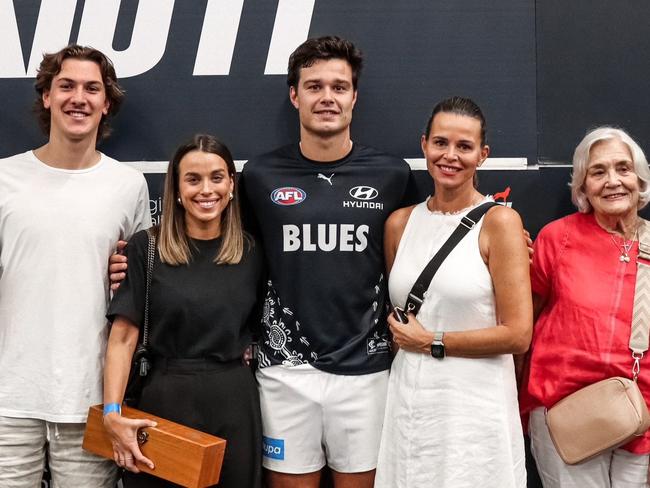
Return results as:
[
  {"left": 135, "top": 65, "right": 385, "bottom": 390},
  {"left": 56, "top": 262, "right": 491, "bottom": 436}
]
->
[
  {"left": 103, "top": 322, "right": 138, "bottom": 405},
  {"left": 441, "top": 324, "right": 531, "bottom": 357},
  {"left": 390, "top": 316, "right": 531, "bottom": 358}
]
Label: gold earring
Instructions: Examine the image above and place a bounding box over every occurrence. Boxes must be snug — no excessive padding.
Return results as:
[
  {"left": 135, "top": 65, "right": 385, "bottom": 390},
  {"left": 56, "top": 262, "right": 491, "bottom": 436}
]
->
[
  {"left": 229, "top": 192, "right": 234, "bottom": 201},
  {"left": 177, "top": 197, "right": 182, "bottom": 205}
]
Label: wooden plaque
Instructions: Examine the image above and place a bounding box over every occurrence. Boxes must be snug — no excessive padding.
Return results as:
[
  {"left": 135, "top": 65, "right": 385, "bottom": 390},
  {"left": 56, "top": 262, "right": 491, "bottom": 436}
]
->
[{"left": 83, "top": 404, "right": 226, "bottom": 488}]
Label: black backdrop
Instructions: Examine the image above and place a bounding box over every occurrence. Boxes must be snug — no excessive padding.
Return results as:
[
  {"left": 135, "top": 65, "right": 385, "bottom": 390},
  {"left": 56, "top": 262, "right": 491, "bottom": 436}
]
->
[
  {"left": 2, "top": 0, "right": 537, "bottom": 161},
  {"left": 3, "top": 1, "right": 648, "bottom": 234},
  {"left": 536, "top": 0, "right": 650, "bottom": 164}
]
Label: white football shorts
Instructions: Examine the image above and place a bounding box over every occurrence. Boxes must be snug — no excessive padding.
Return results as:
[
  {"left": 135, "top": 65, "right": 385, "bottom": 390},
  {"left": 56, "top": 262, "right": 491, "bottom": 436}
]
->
[{"left": 257, "top": 363, "right": 389, "bottom": 474}]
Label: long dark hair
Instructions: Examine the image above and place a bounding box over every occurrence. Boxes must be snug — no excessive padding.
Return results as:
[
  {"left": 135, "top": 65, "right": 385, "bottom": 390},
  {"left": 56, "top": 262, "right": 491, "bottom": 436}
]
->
[{"left": 159, "top": 134, "right": 247, "bottom": 265}]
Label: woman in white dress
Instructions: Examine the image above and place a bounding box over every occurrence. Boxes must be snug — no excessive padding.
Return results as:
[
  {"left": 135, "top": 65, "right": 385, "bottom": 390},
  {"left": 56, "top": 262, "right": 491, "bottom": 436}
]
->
[{"left": 375, "top": 96, "right": 533, "bottom": 488}]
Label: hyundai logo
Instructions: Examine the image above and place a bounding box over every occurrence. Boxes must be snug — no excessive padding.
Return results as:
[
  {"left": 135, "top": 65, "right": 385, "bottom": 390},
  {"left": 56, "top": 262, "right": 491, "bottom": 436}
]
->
[{"left": 349, "top": 186, "right": 379, "bottom": 200}]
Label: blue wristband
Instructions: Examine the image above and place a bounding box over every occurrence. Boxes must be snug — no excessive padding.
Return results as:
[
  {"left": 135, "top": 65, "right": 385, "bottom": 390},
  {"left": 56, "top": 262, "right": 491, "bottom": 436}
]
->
[{"left": 103, "top": 403, "right": 122, "bottom": 416}]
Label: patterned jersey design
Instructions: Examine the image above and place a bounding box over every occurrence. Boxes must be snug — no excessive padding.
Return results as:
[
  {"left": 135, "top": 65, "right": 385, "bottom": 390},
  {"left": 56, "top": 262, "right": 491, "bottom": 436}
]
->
[{"left": 258, "top": 280, "right": 314, "bottom": 368}]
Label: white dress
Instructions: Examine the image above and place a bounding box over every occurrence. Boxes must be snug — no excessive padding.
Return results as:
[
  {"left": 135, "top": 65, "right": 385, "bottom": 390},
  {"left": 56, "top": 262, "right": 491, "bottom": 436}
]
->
[{"left": 375, "top": 199, "right": 526, "bottom": 488}]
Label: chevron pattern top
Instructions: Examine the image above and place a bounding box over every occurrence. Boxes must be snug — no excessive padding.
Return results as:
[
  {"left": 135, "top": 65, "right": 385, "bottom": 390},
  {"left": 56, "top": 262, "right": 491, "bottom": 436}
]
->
[{"left": 631, "top": 219, "right": 650, "bottom": 358}]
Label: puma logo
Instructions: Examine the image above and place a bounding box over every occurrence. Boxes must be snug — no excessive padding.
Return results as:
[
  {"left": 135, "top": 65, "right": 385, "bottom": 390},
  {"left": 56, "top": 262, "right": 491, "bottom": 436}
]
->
[{"left": 317, "top": 173, "right": 335, "bottom": 186}]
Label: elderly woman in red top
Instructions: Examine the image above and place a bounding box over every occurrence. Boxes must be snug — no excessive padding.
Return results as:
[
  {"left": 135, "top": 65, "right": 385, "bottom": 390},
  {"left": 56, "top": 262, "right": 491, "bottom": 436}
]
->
[{"left": 520, "top": 126, "right": 650, "bottom": 487}]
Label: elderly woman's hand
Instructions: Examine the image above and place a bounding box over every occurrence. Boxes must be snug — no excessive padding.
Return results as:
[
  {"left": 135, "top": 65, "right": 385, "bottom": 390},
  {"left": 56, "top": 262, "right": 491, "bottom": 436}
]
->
[
  {"left": 103, "top": 413, "right": 157, "bottom": 473},
  {"left": 524, "top": 228, "right": 534, "bottom": 263},
  {"left": 388, "top": 312, "right": 435, "bottom": 355}
]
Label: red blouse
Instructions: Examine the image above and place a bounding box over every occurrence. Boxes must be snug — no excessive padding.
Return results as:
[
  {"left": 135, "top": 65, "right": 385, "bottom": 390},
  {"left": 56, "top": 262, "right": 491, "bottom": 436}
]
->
[{"left": 520, "top": 212, "right": 650, "bottom": 454}]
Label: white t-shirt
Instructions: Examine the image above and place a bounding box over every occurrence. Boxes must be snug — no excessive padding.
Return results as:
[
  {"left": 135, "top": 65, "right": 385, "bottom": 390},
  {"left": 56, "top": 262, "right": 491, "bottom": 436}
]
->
[{"left": 0, "top": 151, "right": 151, "bottom": 422}]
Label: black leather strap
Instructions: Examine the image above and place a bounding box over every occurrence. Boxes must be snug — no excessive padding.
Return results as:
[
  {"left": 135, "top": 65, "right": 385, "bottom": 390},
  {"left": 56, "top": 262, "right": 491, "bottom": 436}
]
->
[
  {"left": 136, "top": 228, "right": 156, "bottom": 377},
  {"left": 404, "top": 201, "right": 498, "bottom": 316},
  {"left": 142, "top": 228, "right": 156, "bottom": 348}
]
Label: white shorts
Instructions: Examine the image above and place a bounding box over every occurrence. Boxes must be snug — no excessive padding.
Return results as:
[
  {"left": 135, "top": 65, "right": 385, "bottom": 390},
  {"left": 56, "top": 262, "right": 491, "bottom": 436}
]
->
[{"left": 257, "top": 364, "right": 389, "bottom": 474}]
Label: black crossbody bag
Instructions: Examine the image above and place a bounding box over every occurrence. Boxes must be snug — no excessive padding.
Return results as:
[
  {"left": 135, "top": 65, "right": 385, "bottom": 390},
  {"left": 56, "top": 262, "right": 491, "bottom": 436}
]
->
[{"left": 395, "top": 201, "right": 497, "bottom": 319}]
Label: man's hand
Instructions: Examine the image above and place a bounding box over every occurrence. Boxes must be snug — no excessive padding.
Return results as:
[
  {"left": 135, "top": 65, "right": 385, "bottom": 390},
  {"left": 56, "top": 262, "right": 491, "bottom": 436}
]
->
[
  {"left": 110, "top": 240, "right": 128, "bottom": 291},
  {"left": 242, "top": 344, "right": 255, "bottom": 367}
]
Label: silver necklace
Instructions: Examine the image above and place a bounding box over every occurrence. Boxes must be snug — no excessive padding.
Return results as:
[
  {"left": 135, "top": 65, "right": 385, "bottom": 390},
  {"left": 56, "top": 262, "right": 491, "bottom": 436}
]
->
[{"left": 611, "top": 230, "right": 637, "bottom": 263}]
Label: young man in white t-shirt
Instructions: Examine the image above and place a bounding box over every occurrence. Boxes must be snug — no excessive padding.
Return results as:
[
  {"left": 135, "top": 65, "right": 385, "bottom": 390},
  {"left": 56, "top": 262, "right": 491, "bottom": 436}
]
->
[{"left": 0, "top": 45, "right": 151, "bottom": 487}]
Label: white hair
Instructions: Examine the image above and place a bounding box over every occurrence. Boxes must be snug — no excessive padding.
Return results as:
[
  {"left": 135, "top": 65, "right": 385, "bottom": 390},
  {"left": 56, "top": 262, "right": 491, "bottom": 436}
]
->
[{"left": 570, "top": 126, "right": 650, "bottom": 212}]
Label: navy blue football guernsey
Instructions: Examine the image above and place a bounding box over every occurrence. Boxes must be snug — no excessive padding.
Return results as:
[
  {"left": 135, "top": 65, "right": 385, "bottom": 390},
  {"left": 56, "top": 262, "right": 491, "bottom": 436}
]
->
[{"left": 241, "top": 143, "right": 411, "bottom": 375}]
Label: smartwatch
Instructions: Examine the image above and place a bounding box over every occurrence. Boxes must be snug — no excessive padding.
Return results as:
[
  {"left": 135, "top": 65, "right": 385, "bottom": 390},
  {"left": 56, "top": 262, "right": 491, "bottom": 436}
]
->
[{"left": 430, "top": 331, "right": 445, "bottom": 359}]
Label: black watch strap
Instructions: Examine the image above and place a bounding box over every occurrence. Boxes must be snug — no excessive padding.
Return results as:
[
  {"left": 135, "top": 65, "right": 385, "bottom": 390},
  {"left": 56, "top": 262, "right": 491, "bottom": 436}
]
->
[{"left": 430, "top": 331, "right": 445, "bottom": 359}]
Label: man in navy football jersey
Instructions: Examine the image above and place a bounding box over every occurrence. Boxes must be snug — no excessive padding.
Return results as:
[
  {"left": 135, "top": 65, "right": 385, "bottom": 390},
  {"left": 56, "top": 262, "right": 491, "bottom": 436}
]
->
[{"left": 240, "top": 36, "right": 410, "bottom": 488}]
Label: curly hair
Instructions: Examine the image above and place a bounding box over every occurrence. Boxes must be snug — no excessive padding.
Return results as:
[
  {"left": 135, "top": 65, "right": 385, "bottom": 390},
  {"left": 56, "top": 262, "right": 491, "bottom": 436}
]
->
[{"left": 34, "top": 44, "right": 124, "bottom": 140}]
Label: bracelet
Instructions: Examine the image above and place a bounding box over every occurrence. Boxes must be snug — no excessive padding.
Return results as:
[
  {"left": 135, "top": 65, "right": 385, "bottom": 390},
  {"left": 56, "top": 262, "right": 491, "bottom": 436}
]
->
[{"left": 103, "top": 403, "right": 122, "bottom": 416}]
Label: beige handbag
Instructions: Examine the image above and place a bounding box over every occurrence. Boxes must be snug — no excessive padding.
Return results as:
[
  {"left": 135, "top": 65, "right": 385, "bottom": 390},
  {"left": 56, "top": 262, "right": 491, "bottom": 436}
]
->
[{"left": 545, "top": 219, "right": 650, "bottom": 465}]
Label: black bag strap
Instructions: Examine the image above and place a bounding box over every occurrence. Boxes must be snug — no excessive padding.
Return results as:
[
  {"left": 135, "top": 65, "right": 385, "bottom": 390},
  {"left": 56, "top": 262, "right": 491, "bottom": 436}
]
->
[
  {"left": 142, "top": 228, "right": 156, "bottom": 346},
  {"left": 404, "top": 201, "right": 498, "bottom": 316},
  {"left": 136, "top": 228, "right": 156, "bottom": 376}
]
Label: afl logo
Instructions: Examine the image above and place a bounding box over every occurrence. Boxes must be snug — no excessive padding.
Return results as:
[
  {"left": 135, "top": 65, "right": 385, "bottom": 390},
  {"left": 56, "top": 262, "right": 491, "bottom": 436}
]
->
[
  {"left": 349, "top": 186, "right": 379, "bottom": 200},
  {"left": 271, "top": 187, "right": 307, "bottom": 206}
]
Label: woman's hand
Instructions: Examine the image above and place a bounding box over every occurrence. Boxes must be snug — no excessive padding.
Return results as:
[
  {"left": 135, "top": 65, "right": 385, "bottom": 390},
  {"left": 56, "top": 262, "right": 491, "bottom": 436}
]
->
[
  {"left": 388, "top": 312, "right": 434, "bottom": 355},
  {"left": 103, "top": 413, "right": 157, "bottom": 473}
]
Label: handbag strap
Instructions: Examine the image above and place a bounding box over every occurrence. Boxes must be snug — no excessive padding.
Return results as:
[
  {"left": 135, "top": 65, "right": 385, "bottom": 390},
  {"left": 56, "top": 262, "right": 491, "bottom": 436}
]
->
[
  {"left": 631, "top": 218, "right": 650, "bottom": 379},
  {"left": 404, "top": 201, "right": 498, "bottom": 316},
  {"left": 142, "top": 228, "right": 156, "bottom": 347}
]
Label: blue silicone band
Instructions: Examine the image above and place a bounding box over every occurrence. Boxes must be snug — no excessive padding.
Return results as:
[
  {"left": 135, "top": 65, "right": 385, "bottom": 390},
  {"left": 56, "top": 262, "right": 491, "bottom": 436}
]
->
[{"left": 103, "top": 403, "right": 122, "bottom": 416}]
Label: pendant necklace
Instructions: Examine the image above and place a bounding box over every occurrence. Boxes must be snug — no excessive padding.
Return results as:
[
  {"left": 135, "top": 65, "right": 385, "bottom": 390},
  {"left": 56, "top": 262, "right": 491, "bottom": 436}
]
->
[{"left": 611, "top": 230, "right": 637, "bottom": 263}]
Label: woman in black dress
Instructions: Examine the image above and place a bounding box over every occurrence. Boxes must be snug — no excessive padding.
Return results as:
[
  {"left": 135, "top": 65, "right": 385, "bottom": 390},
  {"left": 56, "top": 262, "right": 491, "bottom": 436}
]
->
[{"left": 102, "top": 134, "right": 263, "bottom": 487}]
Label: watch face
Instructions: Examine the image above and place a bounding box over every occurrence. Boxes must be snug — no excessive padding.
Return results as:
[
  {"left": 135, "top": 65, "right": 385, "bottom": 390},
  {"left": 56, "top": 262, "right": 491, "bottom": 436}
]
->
[{"left": 430, "top": 343, "right": 445, "bottom": 359}]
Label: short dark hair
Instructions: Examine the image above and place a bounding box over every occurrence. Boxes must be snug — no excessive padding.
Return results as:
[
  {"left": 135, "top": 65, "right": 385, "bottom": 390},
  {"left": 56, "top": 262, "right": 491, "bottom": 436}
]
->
[
  {"left": 424, "top": 96, "right": 487, "bottom": 146},
  {"left": 287, "top": 36, "right": 363, "bottom": 89},
  {"left": 34, "top": 44, "right": 124, "bottom": 140}
]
